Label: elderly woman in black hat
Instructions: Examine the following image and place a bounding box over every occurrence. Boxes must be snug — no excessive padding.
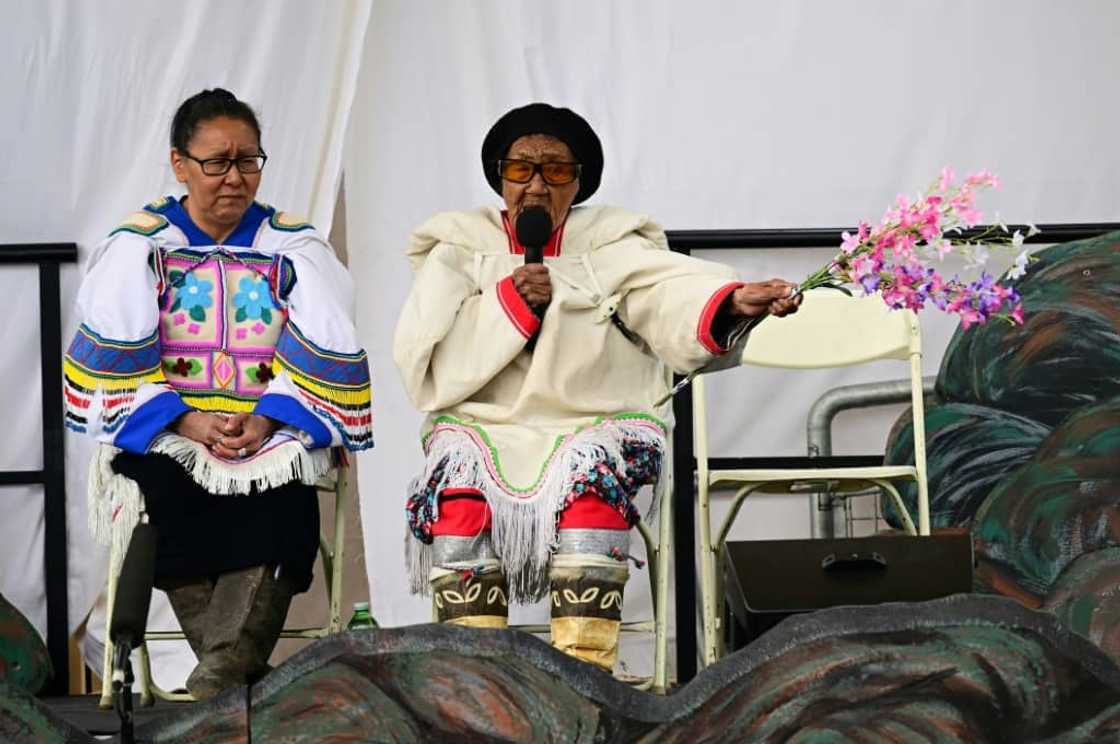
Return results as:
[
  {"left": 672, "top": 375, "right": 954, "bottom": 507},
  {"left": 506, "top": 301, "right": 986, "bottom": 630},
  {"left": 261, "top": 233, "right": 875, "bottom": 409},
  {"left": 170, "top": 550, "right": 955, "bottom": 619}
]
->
[{"left": 394, "top": 102, "right": 800, "bottom": 671}]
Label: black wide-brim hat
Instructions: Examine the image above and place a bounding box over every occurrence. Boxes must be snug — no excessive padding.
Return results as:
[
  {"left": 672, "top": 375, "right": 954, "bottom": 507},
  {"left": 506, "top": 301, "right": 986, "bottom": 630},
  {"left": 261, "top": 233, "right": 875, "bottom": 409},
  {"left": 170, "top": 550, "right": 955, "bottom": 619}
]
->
[{"left": 481, "top": 102, "right": 603, "bottom": 205}]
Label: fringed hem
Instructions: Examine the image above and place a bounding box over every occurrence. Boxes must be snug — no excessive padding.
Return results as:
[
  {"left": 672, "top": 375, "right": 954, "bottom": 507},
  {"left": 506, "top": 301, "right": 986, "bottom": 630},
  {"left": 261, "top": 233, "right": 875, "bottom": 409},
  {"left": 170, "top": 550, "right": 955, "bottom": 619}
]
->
[
  {"left": 87, "top": 444, "right": 144, "bottom": 573},
  {"left": 147, "top": 432, "right": 333, "bottom": 495},
  {"left": 405, "top": 418, "right": 666, "bottom": 604},
  {"left": 86, "top": 435, "right": 333, "bottom": 561}
]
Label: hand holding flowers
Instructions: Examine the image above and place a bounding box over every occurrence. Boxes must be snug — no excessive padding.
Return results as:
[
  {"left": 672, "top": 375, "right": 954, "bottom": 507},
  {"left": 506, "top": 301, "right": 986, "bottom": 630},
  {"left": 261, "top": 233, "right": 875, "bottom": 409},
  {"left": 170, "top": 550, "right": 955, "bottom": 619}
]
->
[{"left": 802, "top": 168, "right": 1031, "bottom": 328}]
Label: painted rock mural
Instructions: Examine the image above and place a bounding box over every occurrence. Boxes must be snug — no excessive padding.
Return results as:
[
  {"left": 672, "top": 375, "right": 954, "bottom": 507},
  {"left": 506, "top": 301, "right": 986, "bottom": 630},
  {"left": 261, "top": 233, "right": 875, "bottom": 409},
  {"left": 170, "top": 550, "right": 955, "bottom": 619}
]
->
[
  {"left": 0, "top": 593, "right": 50, "bottom": 696},
  {"left": 886, "top": 230, "right": 1120, "bottom": 665}
]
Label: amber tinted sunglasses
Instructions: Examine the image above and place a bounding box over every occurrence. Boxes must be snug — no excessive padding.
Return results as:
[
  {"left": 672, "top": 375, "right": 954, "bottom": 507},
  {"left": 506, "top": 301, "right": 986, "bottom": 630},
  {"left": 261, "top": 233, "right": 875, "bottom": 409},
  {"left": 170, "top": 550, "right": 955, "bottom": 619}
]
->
[{"left": 496, "top": 159, "right": 582, "bottom": 185}]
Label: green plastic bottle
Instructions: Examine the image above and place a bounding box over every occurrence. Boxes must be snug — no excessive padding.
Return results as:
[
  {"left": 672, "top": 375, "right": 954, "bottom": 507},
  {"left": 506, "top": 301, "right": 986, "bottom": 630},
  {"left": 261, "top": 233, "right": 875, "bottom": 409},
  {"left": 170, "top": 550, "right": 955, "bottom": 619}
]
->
[{"left": 347, "top": 601, "right": 379, "bottom": 630}]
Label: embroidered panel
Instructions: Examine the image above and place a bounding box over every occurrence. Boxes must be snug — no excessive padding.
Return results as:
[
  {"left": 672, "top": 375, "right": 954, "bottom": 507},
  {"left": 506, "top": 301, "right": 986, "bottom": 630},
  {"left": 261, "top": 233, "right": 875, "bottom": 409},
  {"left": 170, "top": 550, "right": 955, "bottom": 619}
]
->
[{"left": 158, "top": 250, "right": 288, "bottom": 410}]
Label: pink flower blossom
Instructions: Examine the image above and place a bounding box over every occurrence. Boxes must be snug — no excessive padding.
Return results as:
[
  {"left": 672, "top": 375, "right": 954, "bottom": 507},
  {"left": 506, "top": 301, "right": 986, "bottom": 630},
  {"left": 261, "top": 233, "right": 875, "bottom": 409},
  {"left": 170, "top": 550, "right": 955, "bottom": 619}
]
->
[
  {"left": 812, "top": 167, "right": 1024, "bottom": 329},
  {"left": 173, "top": 313, "right": 186, "bottom": 326},
  {"left": 251, "top": 322, "right": 267, "bottom": 335},
  {"left": 938, "top": 167, "right": 955, "bottom": 192},
  {"left": 235, "top": 328, "right": 248, "bottom": 340},
  {"left": 188, "top": 323, "right": 200, "bottom": 335}
]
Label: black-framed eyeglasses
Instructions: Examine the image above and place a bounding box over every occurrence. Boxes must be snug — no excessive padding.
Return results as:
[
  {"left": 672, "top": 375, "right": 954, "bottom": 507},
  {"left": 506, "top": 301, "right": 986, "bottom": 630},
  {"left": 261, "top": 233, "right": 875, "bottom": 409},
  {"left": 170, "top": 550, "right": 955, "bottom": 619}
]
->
[
  {"left": 496, "top": 158, "right": 581, "bottom": 185},
  {"left": 181, "top": 150, "right": 268, "bottom": 176}
]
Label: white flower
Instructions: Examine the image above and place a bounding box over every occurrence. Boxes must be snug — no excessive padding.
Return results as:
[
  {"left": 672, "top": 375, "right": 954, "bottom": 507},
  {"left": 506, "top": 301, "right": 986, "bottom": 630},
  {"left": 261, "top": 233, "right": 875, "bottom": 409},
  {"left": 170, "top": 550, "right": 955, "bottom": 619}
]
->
[
  {"left": 1027, "top": 223, "right": 1041, "bottom": 237},
  {"left": 964, "top": 243, "right": 990, "bottom": 268},
  {"left": 995, "top": 212, "right": 1009, "bottom": 233},
  {"left": 1012, "top": 230, "right": 1025, "bottom": 248},
  {"left": 1007, "top": 250, "right": 1031, "bottom": 280}
]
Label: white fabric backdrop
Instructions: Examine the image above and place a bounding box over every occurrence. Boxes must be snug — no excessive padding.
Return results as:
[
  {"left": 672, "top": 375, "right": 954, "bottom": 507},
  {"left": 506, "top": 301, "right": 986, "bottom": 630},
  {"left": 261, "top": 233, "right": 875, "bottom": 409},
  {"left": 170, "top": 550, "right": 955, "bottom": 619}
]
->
[
  {"left": 2, "top": 0, "right": 1118, "bottom": 687},
  {"left": 0, "top": 0, "right": 370, "bottom": 687},
  {"left": 344, "top": 0, "right": 1120, "bottom": 676}
]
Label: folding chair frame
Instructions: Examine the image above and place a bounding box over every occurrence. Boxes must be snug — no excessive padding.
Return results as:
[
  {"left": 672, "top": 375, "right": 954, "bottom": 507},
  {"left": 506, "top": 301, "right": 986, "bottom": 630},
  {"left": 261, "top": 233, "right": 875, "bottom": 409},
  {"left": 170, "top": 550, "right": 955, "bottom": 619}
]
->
[{"left": 693, "top": 292, "right": 930, "bottom": 667}]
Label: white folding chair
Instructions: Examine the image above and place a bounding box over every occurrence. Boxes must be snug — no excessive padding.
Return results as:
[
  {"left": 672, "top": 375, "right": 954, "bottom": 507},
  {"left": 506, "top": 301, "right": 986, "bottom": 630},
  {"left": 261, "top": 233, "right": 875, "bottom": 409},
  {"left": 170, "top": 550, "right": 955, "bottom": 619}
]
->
[
  {"left": 98, "top": 465, "right": 350, "bottom": 707},
  {"left": 693, "top": 290, "right": 930, "bottom": 666}
]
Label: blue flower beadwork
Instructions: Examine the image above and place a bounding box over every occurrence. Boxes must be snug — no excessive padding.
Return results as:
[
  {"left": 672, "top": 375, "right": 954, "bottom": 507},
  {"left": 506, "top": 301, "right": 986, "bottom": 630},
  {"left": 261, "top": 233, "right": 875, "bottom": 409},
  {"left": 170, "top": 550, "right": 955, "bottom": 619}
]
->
[
  {"left": 233, "top": 276, "right": 276, "bottom": 322},
  {"left": 178, "top": 273, "right": 214, "bottom": 311}
]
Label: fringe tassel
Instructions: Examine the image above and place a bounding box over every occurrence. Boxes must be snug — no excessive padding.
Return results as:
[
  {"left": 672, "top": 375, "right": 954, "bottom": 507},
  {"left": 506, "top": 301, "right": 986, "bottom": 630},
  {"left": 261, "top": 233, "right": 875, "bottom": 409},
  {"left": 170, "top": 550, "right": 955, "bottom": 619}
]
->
[
  {"left": 148, "top": 434, "right": 333, "bottom": 495},
  {"left": 177, "top": 394, "right": 257, "bottom": 413},
  {"left": 405, "top": 418, "right": 666, "bottom": 604},
  {"left": 63, "top": 358, "right": 165, "bottom": 436},
  {"left": 275, "top": 360, "right": 372, "bottom": 407},
  {"left": 288, "top": 380, "right": 373, "bottom": 451},
  {"left": 86, "top": 435, "right": 333, "bottom": 559},
  {"left": 86, "top": 444, "right": 143, "bottom": 571}
]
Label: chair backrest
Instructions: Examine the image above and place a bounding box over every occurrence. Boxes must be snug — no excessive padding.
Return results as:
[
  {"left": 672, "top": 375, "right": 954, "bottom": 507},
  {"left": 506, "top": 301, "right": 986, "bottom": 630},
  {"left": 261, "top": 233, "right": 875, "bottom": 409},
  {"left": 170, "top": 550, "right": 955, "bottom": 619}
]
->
[
  {"left": 693, "top": 290, "right": 927, "bottom": 498},
  {"left": 741, "top": 290, "right": 919, "bottom": 369}
]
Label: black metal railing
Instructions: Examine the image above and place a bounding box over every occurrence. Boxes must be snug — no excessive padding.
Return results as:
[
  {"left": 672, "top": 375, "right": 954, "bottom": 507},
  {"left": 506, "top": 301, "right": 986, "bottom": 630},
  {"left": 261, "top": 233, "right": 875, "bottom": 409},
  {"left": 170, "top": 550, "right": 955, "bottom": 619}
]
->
[
  {"left": 0, "top": 243, "right": 78, "bottom": 696},
  {"left": 664, "top": 222, "right": 1120, "bottom": 684}
]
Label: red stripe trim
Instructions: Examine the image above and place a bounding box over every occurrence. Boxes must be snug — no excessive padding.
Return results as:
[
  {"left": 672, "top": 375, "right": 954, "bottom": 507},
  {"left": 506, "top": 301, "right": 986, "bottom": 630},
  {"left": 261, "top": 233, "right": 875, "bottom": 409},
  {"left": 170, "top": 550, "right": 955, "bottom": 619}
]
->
[
  {"left": 501, "top": 211, "right": 565, "bottom": 257},
  {"left": 432, "top": 489, "right": 491, "bottom": 536},
  {"left": 102, "top": 395, "right": 136, "bottom": 409},
  {"left": 496, "top": 275, "right": 541, "bottom": 339},
  {"left": 558, "top": 490, "right": 630, "bottom": 530},
  {"left": 296, "top": 392, "right": 372, "bottom": 427},
  {"left": 697, "top": 282, "right": 745, "bottom": 354},
  {"left": 64, "top": 389, "right": 91, "bottom": 409}
]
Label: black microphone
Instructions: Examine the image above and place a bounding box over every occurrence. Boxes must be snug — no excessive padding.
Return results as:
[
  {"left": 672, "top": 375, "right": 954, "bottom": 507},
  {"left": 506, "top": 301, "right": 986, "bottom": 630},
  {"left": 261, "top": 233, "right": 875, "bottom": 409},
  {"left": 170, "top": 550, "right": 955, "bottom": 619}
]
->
[
  {"left": 516, "top": 207, "right": 552, "bottom": 265},
  {"left": 110, "top": 521, "right": 157, "bottom": 689},
  {"left": 515, "top": 208, "right": 552, "bottom": 353}
]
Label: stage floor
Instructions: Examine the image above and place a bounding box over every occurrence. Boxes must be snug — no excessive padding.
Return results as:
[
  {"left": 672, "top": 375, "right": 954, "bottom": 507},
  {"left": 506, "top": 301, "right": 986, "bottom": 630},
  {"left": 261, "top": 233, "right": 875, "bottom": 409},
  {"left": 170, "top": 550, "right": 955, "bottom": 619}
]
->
[{"left": 41, "top": 694, "right": 193, "bottom": 737}]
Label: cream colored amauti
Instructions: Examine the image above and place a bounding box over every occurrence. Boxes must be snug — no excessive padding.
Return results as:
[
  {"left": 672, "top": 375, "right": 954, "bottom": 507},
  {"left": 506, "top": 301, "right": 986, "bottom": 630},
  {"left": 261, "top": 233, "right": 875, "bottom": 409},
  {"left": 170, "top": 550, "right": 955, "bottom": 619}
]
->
[{"left": 693, "top": 289, "right": 931, "bottom": 666}]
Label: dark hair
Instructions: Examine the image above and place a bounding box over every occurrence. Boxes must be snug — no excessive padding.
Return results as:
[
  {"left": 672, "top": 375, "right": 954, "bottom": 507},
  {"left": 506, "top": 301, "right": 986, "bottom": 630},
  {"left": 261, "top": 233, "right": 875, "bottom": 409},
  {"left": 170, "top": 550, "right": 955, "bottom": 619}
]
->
[{"left": 170, "top": 88, "right": 262, "bottom": 151}]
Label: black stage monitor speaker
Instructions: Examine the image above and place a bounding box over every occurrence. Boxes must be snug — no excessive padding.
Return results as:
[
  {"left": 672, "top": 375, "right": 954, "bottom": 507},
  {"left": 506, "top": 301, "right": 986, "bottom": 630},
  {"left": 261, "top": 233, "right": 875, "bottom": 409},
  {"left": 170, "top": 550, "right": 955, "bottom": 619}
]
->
[{"left": 721, "top": 531, "right": 974, "bottom": 651}]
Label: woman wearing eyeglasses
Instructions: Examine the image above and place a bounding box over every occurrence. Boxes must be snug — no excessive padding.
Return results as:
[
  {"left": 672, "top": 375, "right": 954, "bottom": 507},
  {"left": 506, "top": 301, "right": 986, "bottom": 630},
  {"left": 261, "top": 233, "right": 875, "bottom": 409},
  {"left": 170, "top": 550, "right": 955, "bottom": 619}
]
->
[
  {"left": 394, "top": 102, "right": 800, "bottom": 671},
  {"left": 64, "top": 88, "right": 372, "bottom": 698}
]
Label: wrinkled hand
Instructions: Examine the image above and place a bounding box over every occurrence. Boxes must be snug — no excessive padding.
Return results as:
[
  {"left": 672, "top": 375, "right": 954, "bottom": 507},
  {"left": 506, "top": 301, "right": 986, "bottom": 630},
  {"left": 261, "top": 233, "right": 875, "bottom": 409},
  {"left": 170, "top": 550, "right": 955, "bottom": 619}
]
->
[
  {"left": 174, "top": 411, "right": 236, "bottom": 448},
  {"left": 210, "top": 413, "right": 281, "bottom": 459},
  {"left": 511, "top": 265, "right": 552, "bottom": 310},
  {"left": 730, "top": 279, "right": 803, "bottom": 318}
]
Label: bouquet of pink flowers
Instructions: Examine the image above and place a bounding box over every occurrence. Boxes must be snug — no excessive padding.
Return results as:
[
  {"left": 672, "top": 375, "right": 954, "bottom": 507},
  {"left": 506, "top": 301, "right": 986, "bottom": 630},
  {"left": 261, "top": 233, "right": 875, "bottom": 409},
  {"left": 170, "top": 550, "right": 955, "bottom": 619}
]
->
[
  {"left": 799, "top": 168, "right": 1031, "bottom": 328},
  {"left": 657, "top": 169, "right": 1033, "bottom": 405}
]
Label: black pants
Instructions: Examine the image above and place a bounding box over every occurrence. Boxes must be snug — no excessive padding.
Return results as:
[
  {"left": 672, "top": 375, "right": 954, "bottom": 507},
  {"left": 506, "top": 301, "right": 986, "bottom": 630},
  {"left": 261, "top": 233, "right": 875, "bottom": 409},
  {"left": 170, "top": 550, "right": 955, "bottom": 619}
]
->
[{"left": 112, "top": 452, "right": 320, "bottom": 593}]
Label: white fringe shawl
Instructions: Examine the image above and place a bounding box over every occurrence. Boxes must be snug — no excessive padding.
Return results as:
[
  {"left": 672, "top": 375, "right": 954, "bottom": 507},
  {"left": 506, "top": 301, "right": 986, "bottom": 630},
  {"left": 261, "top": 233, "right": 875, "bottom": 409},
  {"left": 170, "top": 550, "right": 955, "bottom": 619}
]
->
[
  {"left": 87, "top": 433, "right": 333, "bottom": 562},
  {"left": 406, "top": 417, "right": 666, "bottom": 603}
]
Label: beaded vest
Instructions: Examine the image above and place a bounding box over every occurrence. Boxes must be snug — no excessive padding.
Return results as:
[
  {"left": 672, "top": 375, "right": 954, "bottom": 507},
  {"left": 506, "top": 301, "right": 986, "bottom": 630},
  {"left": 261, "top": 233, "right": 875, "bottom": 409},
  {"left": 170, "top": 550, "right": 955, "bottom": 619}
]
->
[{"left": 157, "top": 247, "right": 293, "bottom": 413}]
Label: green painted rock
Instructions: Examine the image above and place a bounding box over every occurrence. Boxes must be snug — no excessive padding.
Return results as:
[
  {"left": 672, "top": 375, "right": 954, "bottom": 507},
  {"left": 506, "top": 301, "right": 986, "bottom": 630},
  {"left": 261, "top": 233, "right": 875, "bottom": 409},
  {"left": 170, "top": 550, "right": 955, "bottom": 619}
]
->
[
  {"left": 936, "top": 231, "right": 1120, "bottom": 427},
  {"left": 0, "top": 681, "right": 92, "bottom": 743},
  {"left": 884, "top": 402, "right": 1051, "bottom": 529},
  {"left": 972, "top": 398, "right": 1120, "bottom": 599},
  {"left": 129, "top": 597, "right": 1120, "bottom": 743},
  {"left": 0, "top": 592, "right": 51, "bottom": 695},
  {"left": 1044, "top": 547, "right": 1120, "bottom": 667}
]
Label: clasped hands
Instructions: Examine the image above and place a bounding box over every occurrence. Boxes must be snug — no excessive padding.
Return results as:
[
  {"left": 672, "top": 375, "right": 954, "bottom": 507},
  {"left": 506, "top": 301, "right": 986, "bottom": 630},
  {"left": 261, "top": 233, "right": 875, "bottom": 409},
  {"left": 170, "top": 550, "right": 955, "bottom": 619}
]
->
[
  {"left": 174, "top": 411, "right": 281, "bottom": 459},
  {"left": 512, "top": 265, "right": 802, "bottom": 319}
]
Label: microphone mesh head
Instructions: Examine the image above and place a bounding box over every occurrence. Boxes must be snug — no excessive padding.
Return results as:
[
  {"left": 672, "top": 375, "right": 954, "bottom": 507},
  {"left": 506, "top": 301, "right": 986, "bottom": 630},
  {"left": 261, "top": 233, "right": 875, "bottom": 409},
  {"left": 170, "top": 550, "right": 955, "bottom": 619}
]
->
[
  {"left": 516, "top": 207, "right": 552, "bottom": 253},
  {"left": 110, "top": 523, "right": 158, "bottom": 646}
]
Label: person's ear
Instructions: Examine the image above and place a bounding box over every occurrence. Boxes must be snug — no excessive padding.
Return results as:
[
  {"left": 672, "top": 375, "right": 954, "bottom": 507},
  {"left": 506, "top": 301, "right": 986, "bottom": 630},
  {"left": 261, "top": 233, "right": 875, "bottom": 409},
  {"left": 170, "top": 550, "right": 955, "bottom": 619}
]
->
[{"left": 170, "top": 149, "right": 188, "bottom": 184}]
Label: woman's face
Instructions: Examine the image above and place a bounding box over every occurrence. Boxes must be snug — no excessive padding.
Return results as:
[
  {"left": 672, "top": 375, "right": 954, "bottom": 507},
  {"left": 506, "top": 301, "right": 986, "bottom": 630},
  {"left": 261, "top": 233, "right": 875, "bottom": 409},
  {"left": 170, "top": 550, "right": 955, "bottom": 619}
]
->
[
  {"left": 170, "top": 116, "right": 262, "bottom": 231},
  {"left": 501, "top": 134, "right": 580, "bottom": 229}
]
